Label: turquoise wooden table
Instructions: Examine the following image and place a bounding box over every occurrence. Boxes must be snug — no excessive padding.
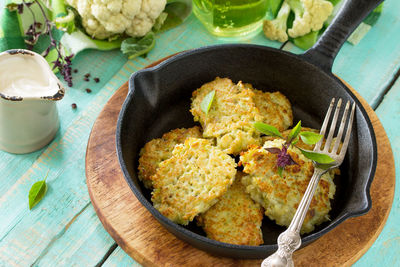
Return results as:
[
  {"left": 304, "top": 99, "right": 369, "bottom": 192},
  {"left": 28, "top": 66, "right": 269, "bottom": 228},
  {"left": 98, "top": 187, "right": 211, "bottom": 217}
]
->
[{"left": 0, "top": 1, "right": 399, "bottom": 266}]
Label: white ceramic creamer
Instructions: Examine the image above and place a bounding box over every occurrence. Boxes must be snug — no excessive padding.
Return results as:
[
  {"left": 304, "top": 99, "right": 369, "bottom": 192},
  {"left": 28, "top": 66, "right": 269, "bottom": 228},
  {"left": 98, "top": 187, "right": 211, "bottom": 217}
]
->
[{"left": 0, "top": 49, "right": 65, "bottom": 154}]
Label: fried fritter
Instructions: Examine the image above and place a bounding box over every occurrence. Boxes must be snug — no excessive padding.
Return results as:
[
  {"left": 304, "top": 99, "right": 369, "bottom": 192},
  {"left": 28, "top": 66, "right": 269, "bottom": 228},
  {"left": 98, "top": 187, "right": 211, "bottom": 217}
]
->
[
  {"left": 151, "top": 138, "right": 237, "bottom": 225},
  {"left": 243, "top": 83, "right": 293, "bottom": 131},
  {"left": 197, "top": 172, "right": 264, "bottom": 246},
  {"left": 190, "top": 77, "right": 293, "bottom": 155},
  {"left": 239, "top": 139, "right": 336, "bottom": 234},
  {"left": 138, "top": 127, "right": 202, "bottom": 188}
]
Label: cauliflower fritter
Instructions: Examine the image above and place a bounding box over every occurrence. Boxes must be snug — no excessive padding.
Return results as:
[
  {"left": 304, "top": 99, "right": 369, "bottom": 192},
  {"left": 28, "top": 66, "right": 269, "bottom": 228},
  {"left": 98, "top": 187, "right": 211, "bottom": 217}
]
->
[
  {"left": 151, "top": 138, "right": 237, "bottom": 225},
  {"left": 190, "top": 77, "right": 293, "bottom": 155},
  {"left": 197, "top": 172, "right": 264, "bottom": 246},
  {"left": 252, "top": 88, "right": 293, "bottom": 132},
  {"left": 138, "top": 126, "right": 202, "bottom": 189},
  {"left": 239, "top": 139, "right": 335, "bottom": 234}
]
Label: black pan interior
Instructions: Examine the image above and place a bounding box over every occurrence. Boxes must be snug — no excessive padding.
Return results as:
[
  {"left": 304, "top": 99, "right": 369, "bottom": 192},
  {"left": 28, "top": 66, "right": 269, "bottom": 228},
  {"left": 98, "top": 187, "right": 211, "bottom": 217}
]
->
[{"left": 116, "top": 44, "right": 376, "bottom": 258}]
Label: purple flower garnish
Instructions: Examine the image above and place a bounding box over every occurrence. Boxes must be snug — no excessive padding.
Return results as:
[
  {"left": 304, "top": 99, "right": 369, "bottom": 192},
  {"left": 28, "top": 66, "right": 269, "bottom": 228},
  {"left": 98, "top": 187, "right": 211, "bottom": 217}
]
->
[
  {"left": 276, "top": 146, "right": 297, "bottom": 168},
  {"left": 266, "top": 145, "right": 298, "bottom": 175}
]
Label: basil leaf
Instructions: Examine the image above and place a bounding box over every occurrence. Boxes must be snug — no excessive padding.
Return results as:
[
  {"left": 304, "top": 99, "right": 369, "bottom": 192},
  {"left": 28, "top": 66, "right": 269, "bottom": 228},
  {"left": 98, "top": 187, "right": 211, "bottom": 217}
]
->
[
  {"left": 200, "top": 90, "right": 215, "bottom": 115},
  {"left": 120, "top": 31, "right": 155, "bottom": 59},
  {"left": 299, "top": 131, "right": 323, "bottom": 145},
  {"left": 254, "top": 122, "right": 283, "bottom": 138},
  {"left": 29, "top": 180, "right": 48, "bottom": 210},
  {"left": 287, "top": 121, "right": 301, "bottom": 143},
  {"left": 299, "top": 148, "right": 335, "bottom": 164}
]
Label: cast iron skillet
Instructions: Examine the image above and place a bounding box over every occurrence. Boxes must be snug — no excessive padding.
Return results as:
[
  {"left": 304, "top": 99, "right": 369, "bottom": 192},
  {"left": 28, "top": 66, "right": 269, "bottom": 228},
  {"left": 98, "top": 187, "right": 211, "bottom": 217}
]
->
[{"left": 116, "top": 0, "right": 382, "bottom": 259}]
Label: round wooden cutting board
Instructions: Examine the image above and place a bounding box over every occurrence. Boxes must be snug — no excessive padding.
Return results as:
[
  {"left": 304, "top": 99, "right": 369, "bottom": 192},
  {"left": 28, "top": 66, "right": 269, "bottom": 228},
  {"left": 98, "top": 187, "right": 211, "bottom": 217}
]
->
[{"left": 86, "top": 59, "right": 395, "bottom": 266}]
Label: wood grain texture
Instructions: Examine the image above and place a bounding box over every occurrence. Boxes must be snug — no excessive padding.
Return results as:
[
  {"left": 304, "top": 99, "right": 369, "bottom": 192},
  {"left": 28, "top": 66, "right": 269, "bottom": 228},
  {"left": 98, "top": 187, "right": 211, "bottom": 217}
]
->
[{"left": 86, "top": 76, "right": 395, "bottom": 267}]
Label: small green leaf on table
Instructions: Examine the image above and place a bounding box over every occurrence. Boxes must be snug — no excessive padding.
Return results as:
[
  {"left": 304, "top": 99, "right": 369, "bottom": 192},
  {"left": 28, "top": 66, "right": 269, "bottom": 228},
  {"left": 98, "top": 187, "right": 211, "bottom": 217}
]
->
[
  {"left": 28, "top": 171, "right": 49, "bottom": 210},
  {"left": 201, "top": 90, "right": 215, "bottom": 115}
]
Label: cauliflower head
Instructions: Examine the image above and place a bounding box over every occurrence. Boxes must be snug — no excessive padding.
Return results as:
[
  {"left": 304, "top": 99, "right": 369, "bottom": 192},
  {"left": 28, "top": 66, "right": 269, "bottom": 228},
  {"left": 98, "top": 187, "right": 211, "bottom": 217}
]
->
[
  {"left": 263, "top": 1, "right": 291, "bottom": 43},
  {"left": 66, "top": 0, "right": 167, "bottom": 40},
  {"left": 287, "top": 0, "right": 333, "bottom": 38}
]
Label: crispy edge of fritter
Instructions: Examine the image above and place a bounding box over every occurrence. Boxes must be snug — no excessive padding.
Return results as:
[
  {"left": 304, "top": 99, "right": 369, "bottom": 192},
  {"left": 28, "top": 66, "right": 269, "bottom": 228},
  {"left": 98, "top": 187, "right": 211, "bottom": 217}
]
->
[{"left": 138, "top": 126, "right": 202, "bottom": 189}]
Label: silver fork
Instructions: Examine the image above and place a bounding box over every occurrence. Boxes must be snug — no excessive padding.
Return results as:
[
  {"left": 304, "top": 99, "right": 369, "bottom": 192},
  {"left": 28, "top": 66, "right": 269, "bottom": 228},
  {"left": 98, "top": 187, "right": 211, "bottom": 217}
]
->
[{"left": 261, "top": 98, "right": 356, "bottom": 267}]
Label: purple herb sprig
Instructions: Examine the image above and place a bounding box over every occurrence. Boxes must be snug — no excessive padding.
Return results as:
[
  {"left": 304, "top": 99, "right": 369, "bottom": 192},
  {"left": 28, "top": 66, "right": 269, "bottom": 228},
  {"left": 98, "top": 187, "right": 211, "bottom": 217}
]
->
[
  {"left": 17, "top": 0, "right": 74, "bottom": 86},
  {"left": 254, "top": 121, "right": 331, "bottom": 176}
]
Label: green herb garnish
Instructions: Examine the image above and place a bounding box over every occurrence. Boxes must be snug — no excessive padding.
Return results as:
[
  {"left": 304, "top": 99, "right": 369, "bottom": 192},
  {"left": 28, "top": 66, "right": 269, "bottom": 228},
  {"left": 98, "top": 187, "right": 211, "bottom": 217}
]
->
[
  {"left": 254, "top": 122, "right": 283, "bottom": 138},
  {"left": 200, "top": 90, "right": 215, "bottom": 115},
  {"left": 254, "top": 120, "right": 334, "bottom": 176},
  {"left": 298, "top": 148, "right": 335, "bottom": 164},
  {"left": 299, "top": 131, "right": 323, "bottom": 145},
  {"left": 287, "top": 121, "right": 302, "bottom": 143},
  {"left": 28, "top": 170, "right": 49, "bottom": 210}
]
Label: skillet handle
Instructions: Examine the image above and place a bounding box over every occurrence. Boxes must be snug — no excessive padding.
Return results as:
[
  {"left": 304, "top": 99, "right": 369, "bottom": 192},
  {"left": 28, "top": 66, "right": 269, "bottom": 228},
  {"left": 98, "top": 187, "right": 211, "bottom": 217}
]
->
[{"left": 302, "top": 0, "right": 384, "bottom": 72}]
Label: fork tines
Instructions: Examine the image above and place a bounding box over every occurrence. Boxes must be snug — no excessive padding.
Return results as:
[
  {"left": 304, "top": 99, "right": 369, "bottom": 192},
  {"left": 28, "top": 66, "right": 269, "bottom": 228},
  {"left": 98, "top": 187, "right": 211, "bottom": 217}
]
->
[{"left": 314, "top": 98, "right": 356, "bottom": 156}]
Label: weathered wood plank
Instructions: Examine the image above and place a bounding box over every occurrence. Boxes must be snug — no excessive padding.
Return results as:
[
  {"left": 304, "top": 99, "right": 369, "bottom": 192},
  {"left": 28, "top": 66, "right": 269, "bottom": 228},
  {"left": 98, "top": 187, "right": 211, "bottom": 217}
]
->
[
  {"left": 354, "top": 78, "right": 400, "bottom": 266},
  {"left": 102, "top": 247, "right": 141, "bottom": 267},
  {"left": 31, "top": 204, "right": 115, "bottom": 267}
]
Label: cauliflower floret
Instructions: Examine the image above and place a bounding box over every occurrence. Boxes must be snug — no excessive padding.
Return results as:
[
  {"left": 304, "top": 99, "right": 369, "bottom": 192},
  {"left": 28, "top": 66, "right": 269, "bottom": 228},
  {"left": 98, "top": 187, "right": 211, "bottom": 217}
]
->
[
  {"left": 66, "top": 0, "right": 167, "bottom": 40},
  {"left": 263, "top": 1, "right": 291, "bottom": 42},
  {"left": 287, "top": 0, "right": 333, "bottom": 38},
  {"left": 126, "top": 13, "right": 155, "bottom": 37}
]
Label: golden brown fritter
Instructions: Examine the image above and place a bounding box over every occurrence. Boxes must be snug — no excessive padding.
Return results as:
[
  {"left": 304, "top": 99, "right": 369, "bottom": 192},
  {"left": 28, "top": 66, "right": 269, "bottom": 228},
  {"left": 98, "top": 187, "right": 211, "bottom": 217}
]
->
[
  {"left": 138, "top": 127, "right": 202, "bottom": 188},
  {"left": 197, "top": 172, "right": 264, "bottom": 246},
  {"left": 249, "top": 86, "right": 293, "bottom": 131},
  {"left": 239, "top": 139, "right": 336, "bottom": 234},
  {"left": 190, "top": 77, "right": 293, "bottom": 155},
  {"left": 151, "top": 138, "right": 237, "bottom": 225}
]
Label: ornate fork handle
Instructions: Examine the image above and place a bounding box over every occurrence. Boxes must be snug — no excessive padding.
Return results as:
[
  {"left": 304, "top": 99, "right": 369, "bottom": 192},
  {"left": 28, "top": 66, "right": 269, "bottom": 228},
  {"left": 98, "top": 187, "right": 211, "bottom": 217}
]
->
[{"left": 262, "top": 168, "right": 326, "bottom": 267}]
